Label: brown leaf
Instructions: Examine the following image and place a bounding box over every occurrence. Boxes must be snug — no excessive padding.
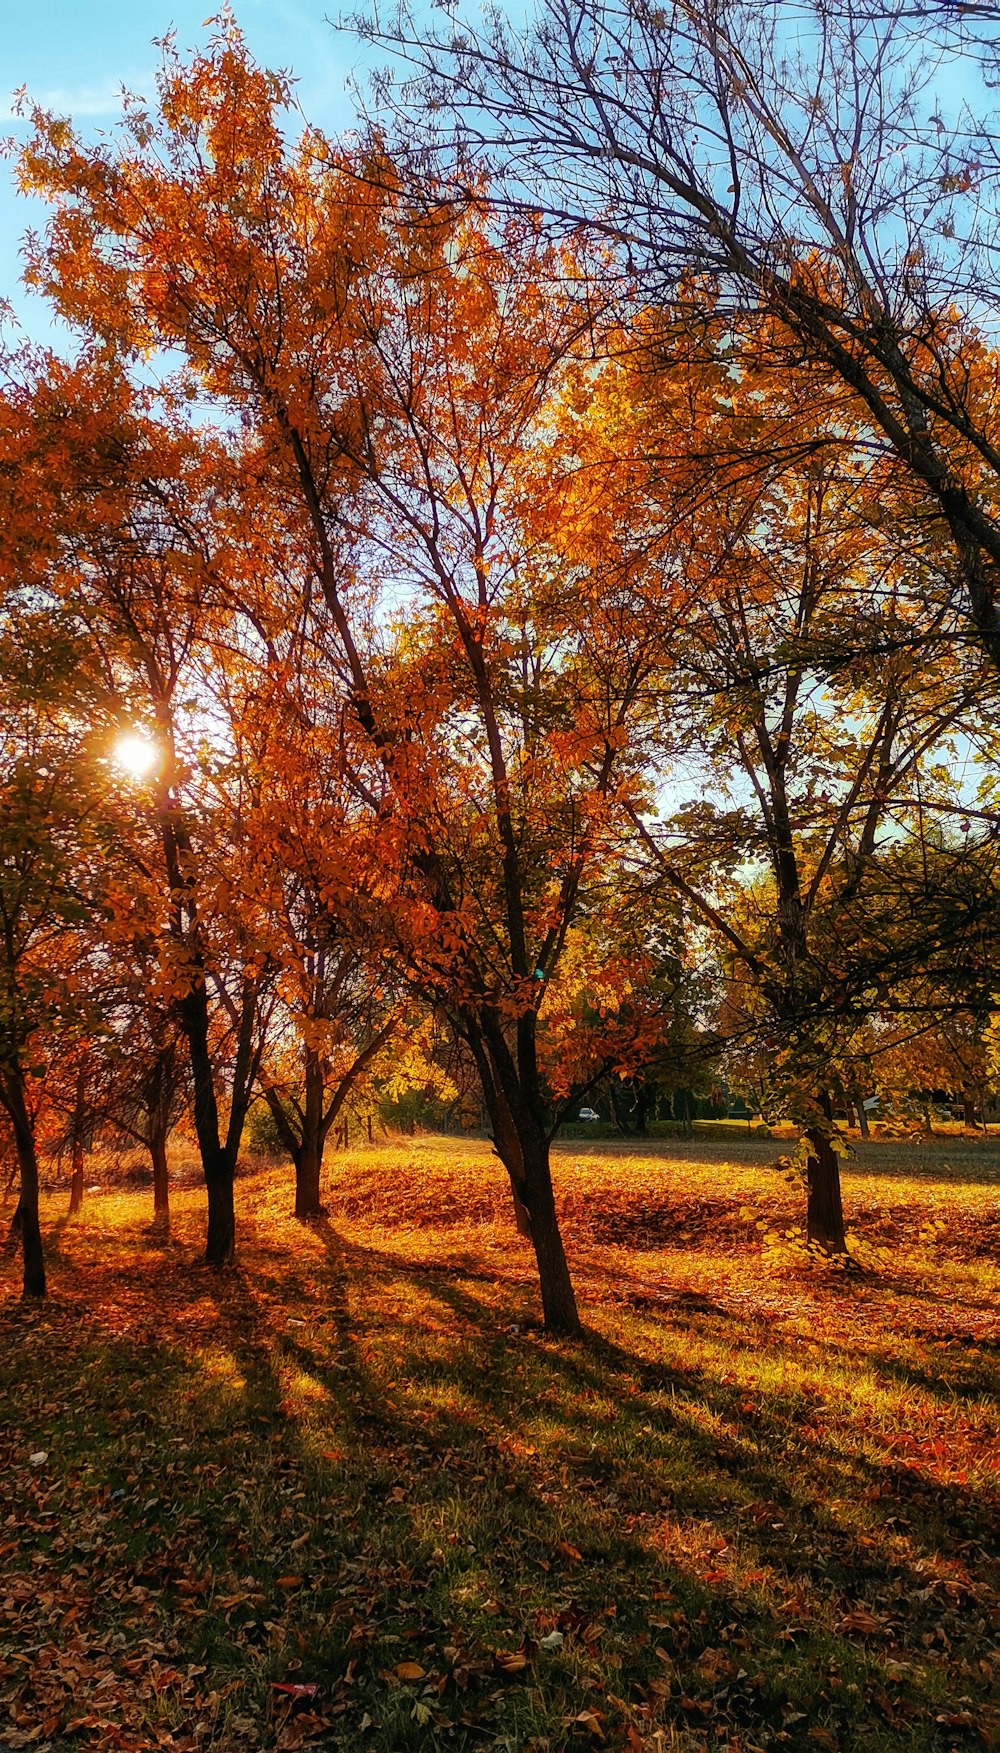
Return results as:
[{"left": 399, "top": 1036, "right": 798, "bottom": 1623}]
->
[
  {"left": 394, "top": 1661, "right": 425, "bottom": 1682},
  {"left": 493, "top": 1649, "right": 530, "bottom": 1676},
  {"left": 564, "top": 1709, "right": 605, "bottom": 1738},
  {"left": 837, "top": 1608, "right": 885, "bottom": 1635}
]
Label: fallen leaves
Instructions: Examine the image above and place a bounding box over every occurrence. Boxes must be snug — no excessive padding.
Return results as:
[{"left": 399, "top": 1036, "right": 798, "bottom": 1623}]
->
[{"left": 0, "top": 1147, "right": 997, "bottom": 1752}]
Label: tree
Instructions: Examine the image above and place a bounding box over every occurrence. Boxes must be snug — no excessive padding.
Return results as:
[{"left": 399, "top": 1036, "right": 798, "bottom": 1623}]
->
[
  {"left": 586, "top": 317, "right": 998, "bottom": 1250},
  {"left": 17, "top": 28, "right": 681, "bottom": 1332},
  {"left": 372, "top": 0, "right": 1000, "bottom": 676},
  {"left": 0, "top": 626, "right": 106, "bottom": 1295},
  {"left": 94, "top": 975, "right": 188, "bottom": 1223},
  {"left": 0, "top": 349, "right": 277, "bottom": 1265}
]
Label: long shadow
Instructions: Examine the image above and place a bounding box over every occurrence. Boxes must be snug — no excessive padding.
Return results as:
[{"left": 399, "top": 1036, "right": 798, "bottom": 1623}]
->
[
  {"left": 4, "top": 1220, "right": 995, "bottom": 1752},
  {"left": 301, "top": 1228, "right": 998, "bottom": 1607}
]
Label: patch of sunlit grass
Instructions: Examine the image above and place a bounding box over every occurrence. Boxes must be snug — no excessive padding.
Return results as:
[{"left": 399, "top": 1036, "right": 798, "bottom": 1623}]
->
[{"left": 1, "top": 1135, "right": 997, "bottom": 1749}]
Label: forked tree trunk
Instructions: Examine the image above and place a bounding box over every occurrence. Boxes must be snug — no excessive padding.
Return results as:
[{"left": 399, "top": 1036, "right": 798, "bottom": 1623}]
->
[
  {"left": 2, "top": 1072, "right": 46, "bottom": 1297},
  {"left": 804, "top": 1118, "right": 847, "bottom": 1255}
]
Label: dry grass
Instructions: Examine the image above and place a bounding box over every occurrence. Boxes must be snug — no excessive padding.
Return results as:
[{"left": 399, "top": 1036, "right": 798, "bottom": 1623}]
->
[{"left": 0, "top": 1136, "right": 997, "bottom": 1752}]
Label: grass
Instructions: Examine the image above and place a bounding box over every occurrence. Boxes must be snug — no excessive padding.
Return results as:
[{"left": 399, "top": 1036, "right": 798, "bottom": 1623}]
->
[{"left": 1, "top": 1136, "right": 997, "bottom": 1752}]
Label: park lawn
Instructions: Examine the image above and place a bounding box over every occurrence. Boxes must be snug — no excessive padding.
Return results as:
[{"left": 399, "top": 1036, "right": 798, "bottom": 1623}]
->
[{"left": 0, "top": 1139, "right": 997, "bottom": 1753}]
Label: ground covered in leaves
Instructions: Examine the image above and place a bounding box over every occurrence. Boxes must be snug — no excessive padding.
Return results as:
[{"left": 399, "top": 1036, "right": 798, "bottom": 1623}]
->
[{"left": 1, "top": 1136, "right": 997, "bottom": 1752}]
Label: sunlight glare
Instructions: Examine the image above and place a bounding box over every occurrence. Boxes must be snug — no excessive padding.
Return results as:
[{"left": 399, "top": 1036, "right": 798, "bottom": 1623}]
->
[{"left": 114, "top": 732, "right": 158, "bottom": 779}]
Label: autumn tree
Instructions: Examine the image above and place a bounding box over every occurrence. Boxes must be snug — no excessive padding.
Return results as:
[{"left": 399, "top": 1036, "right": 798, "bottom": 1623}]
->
[
  {"left": 0, "top": 349, "right": 281, "bottom": 1264},
  {"left": 373, "top": 0, "right": 1000, "bottom": 678},
  {"left": 16, "top": 26, "right": 699, "bottom": 1332},
  {"left": 223, "top": 659, "right": 402, "bottom": 1219},
  {"left": 92, "top": 965, "right": 189, "bottom": 1223},
  {"left": 0, "top": 621, "right": 107, "bottom": 1295},
  {"left": 585, "top": 320, "right": 1000, "bottom": 1252}
]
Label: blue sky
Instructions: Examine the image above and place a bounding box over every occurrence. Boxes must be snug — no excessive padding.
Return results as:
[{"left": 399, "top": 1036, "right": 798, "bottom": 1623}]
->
[{"left": 1, "top": 2, "right": 374, "bottom": 338}]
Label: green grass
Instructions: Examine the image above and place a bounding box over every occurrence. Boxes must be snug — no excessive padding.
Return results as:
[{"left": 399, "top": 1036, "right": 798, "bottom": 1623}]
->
[{"left": 1, "top": 1138, "right": 997, "bottom": 1751}]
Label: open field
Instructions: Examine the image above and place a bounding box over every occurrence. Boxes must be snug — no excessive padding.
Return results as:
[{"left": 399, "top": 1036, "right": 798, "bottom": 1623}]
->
[{"left": 1, "top": 1139, "right": 998, "bottom": 1752}]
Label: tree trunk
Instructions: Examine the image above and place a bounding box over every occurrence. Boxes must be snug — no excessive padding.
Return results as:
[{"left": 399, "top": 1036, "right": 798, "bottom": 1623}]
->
[
  {"left": 180, "top": 979, "right": 235, "bottom": 1265},
  {"left": 293, "top": 1053, "right": 325, "bottom": 1220},
  {"left": 68, "top": 1063, "right": 86, "bottom": 1215},
  {"left": 804, "top": 1114, "right": 847, "bottom": 1255},
  {"left": 4, "top": 1198, "right": 23, "bottom": 1256},
  {"left": 205, "top": 1162, "right": 235, "bottom": 1266},
  {"left": 963, "top": 1087, "right": 977, "bottom": 1131},
  {"left": 150, "top": 1127, "right": 170, "bottom": 1221},
  {"left": 520, "top": 1130, "right": 580, "bottom": 1335},
  {"left": 294, "top": 1142, "right": 323, "bottom": 1219},
  {"left": 2, "top": 1072, "right": 46, "bottom": 1297},
  {"left": 854, "top": 1089, "right": 871, "bottom": 1141},
  {"left": 467, "top": 1015, "right": 580, "bottom": 1334},
  {"left": 68, "top": 1139, "right": 84, "bottom": 1215},
  {"left": 609, "top": 1083, "right": 631, "bottom": 1136}
]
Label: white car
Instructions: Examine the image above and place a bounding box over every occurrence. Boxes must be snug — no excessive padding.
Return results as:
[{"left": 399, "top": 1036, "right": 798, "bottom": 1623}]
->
[{"left": 578, "top": 1107, "right": 600, "bottom": 1122}]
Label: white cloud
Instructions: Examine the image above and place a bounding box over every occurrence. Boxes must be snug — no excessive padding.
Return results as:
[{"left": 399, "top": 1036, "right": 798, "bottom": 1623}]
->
[{"left": 1, "top": 73, "right": 151, "bottom": 124}]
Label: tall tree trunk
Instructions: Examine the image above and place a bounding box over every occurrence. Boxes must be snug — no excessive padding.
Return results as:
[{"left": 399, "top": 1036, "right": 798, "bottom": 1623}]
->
[
  {"left": 520, "top": 1127, "right": 580, "bottom": 1335},
  {"left": 150, "top": 1127, "right": 170, "bottom": 1221},
  {"left": 293, "top": 1051, "right": 325, "bottom": 1219},
  {"left": 294, "top": 1141, "right": 323, "bottom": 1219},
  {"left": 180, "top": 981, "right": 235, "bottom": 1266},
  {"left": 469, "top": 1015, "right": 580, "bottom": 1334},
  {"left": 805, "top": 1103, "right": 847, "bottom": 1255},
  {"left": 2, "top": 1071, "right": 45, "bottom": 1297},
  {"left": 68, "top": 1137, "right": 84, "bottom": 1215},
  {"left": 484, "top": 1084, "right": 534, "bottom": 1240},
  {"left": 854, "top": 1088, "right": 871, "bottom": 1141},
  {"left": 159, "top": 788, "right": 237, "bottom": 1266},
  {"left": 147, "top": 1051, "right": 171, "bottom": 1222},
  {"left": 205, "top": 1165, "right": 235, "bottom": 1266},
  {"left": 68, "top": 1065, "right": 86, "bottom": 1216}
]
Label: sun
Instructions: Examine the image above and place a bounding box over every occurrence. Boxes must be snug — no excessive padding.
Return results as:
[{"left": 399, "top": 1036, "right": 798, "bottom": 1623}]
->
[{"left": 114, "top": 732, "right": 159, "bottom": 779}]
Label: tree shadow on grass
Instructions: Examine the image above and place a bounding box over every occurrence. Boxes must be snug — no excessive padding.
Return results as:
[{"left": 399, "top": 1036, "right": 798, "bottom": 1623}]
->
[{"left": 3, "top": 1204, "right": 995, "bottom": 1752}]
